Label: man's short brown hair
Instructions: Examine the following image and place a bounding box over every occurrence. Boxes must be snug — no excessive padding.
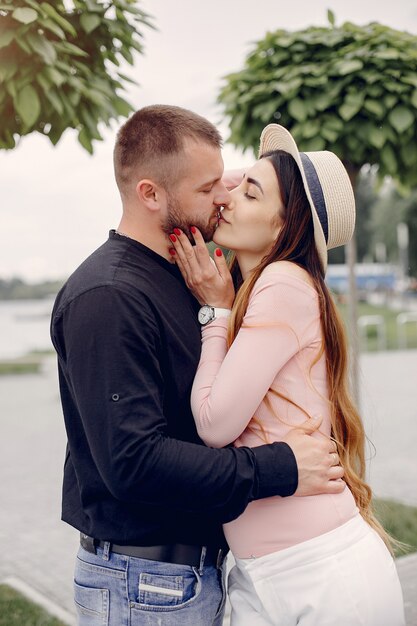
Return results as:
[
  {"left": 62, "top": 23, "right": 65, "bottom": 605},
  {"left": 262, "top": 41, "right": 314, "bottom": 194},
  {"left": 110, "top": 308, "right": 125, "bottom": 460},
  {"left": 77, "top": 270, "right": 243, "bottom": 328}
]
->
[{"left": 113, "top": 104, "right": 222, "bottom": 196}]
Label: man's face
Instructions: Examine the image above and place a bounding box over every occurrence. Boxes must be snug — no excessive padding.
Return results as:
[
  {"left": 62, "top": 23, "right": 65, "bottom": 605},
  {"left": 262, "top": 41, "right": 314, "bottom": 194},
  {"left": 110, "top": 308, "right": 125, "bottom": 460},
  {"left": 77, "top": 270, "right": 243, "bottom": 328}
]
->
[{"left": 161, "top": 140, "right": 231, "bottom": 242}]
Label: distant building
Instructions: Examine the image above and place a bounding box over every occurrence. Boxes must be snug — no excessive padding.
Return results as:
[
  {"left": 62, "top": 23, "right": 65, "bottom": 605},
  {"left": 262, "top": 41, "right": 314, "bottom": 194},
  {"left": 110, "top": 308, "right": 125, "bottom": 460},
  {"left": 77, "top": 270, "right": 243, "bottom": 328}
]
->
[{"left": 326, "top": 263, "right": 397, "bottom": 294}]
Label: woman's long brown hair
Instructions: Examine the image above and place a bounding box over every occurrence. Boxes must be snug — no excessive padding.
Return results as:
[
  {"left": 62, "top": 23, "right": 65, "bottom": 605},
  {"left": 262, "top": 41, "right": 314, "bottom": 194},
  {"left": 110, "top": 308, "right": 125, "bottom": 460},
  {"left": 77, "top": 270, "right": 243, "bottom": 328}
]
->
[{"left": 227, "top": 149, "right": 394, "bottom": 552}]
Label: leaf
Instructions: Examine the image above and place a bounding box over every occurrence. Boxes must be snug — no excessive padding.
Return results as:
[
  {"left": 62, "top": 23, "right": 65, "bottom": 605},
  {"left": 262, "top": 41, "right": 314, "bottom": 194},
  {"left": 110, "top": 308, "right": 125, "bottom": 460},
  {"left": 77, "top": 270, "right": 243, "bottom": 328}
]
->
[
  {"left": 67, "top": 89, "right": 81, "bottom": 107},
  {"left": 288, "top": 98, "right": 307, "bottom": 122},
  {"left": 84, "top": 0, "right": 103, "bottom": 12},
  {"left": 373, "top": 49, "right": 401, "bottom": 60},
  {"left": 15, "top": 84, "right": 41, "bottom": 127},
  {"left": 368, "top": 126, "right": 386, "bottom": 149},
  {"left": 252, "top": 100, "right": 279, "bottom": 123},
  {"left": 339, "top": 92, "right": 364, "bottom": 121},
  {"left": 78, "top": 127, "right": 94, "bottom": 154},
  {"left": 327, "top": 9, "right": 335, "bottom": 26},
  {"left": 46, "top": 90, "right": 64, "bottom": 115},
  {"left": 12, "top": 7, "right": 37, "bottom": 24},
  {"left": 332, "top": 59, "right": 363, "bottom": 75},
  {"left": 23, "top": 0, "right": 43, "bottom": 12},
  {"left": 80, "top": 13, "right": 101, "bottom": 34},
  {"left": 0, "top": 59, "right": 17, "bottom": 81},
  {"left": 380, "top": 143, "right": 397, "bottom": 174},
  {"left": 47, "top": 125, "right": 65, "bottom": 146},
  {"left": 384, "top": 95, "right": 397, "bottom": 109},
  {"left": 27, "top": 33, "right": 57, "bottom": 64},
  {"left": 59, "top": 41, "right": 89, "bottom": 57},
  {"left": 36, "top": 72, "right": 50, "bottom": 92},
  {"left": 0, "top": 30, "right": 14, "bottom": 49},
  {"left": 411, "top": 90, "right": 417, "bottom": 109},
  {"left": 363, "top": 99, "right": 385, "bottom": 118},
  {"left": 113, "top": 97, "right": 133, "bottom": 117},
  {"left": 6, "top": 80, "right": 17, "bottom": 99},
  {"left": 40, "top": 3, "right": 77, "bottom": 37},
  {"left": 15, "top": 35, "right": 32, "bottom": 54},
  {"left": 84, "top": 88, "right": 108, "bottom": 107},
  {"left": 39, "top": 17, "right": 66, "bottom": 39},
  {"left": 119, "top": 45, "right": 134, "bottom": 64},
  {"left": 80, "top": 109, "right": 102, "bottom": 140},
  {"left": 302, "top": 136, "right": 325, "bottom": 151},
  {"left": 117, "top": 71, "right": 137, "bottom": 85},
  {"left": 44, "top": 66, "right": 65, "bottom": 86},
  {"left": 389, "top": 106, "right": 414, "bottom": 134},
  {"left": 402, "top": 74, "right": 417, "bottom": 88},
  {"left": 400, "top": 143, "right": 417, "bottom": 168},
  {"left": 321, "top": 125, "right": 338, "bottom": 142}
]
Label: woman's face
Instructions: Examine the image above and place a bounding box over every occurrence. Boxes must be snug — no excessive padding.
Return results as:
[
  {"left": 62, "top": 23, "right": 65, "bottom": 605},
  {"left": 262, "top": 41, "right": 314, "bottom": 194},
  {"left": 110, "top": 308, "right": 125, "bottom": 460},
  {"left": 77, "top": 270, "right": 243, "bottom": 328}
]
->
[{"left": 213, "top": 157, "right": 283, "bottom": 256}]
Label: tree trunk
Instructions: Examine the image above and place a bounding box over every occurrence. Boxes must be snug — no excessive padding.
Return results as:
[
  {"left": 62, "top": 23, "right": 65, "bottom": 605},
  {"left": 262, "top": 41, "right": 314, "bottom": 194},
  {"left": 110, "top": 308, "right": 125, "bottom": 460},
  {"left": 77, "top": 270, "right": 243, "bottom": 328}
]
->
[{"left": 343, "top": 163, "right": 360, "bottom": 409}]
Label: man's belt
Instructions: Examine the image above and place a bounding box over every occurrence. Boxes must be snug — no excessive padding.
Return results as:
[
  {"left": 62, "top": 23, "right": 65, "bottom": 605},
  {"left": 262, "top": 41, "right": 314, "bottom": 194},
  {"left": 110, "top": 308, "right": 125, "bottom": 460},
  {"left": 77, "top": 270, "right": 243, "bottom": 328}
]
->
[{"left": 80, "top": 533, "right": 227, "bottom": 569}]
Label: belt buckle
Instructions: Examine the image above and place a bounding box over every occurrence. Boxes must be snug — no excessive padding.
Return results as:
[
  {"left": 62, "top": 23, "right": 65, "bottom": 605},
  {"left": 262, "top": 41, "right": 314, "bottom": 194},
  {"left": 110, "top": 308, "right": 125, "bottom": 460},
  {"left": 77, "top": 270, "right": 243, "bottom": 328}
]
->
[{"left": 80, "top": 533, "right": 97, "bottom": 554}]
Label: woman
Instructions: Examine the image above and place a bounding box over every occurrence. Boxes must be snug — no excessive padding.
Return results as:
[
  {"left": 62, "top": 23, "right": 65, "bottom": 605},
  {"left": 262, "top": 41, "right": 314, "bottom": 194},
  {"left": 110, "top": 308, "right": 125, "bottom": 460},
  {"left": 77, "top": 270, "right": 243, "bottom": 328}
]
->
[{"left": 168, "top": 124, "right": 405, "bottom": 625}]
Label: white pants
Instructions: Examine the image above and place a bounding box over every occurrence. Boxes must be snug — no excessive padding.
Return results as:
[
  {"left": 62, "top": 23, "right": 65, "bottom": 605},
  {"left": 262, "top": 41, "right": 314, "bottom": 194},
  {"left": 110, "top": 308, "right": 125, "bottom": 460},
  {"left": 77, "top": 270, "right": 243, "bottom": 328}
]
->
[{"left": 228, "top": 515, "right": 405, "bottom": 626}]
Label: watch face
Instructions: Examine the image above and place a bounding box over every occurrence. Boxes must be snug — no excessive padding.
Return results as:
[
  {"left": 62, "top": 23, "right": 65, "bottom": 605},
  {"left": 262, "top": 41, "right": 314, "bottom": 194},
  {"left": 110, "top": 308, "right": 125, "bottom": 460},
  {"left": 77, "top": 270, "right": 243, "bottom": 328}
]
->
[{"left": 198, "top": 305, "right": 214, "bottom": 325}]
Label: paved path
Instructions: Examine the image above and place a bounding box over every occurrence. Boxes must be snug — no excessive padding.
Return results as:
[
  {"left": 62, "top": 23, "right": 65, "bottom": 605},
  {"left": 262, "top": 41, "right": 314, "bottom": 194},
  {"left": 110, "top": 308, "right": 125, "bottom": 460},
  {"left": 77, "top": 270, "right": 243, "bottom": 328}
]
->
[{"left": 0, "top": 352, "right": 416, "bottom": 625}]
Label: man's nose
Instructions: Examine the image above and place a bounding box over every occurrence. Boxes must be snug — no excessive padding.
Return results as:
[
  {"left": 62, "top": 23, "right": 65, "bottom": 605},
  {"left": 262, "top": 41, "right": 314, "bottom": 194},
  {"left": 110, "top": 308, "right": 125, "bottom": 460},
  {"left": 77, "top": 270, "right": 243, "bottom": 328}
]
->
[{"left": 214, "top": 183, "right": 232, "bottom": 207}]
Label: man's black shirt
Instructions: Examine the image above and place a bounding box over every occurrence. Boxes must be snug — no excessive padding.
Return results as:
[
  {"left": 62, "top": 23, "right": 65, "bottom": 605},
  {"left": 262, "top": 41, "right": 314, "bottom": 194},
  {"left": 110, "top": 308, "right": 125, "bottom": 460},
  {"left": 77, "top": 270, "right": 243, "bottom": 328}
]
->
[{"left": 50, "top": 231, "right": 297, "bottom": 547}]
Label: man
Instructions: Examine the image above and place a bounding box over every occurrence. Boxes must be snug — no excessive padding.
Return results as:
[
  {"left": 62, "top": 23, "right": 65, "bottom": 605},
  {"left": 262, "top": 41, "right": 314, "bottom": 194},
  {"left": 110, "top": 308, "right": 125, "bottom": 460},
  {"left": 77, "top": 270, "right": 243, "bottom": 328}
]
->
[{"left": 50, "top": 105, "right": 344, "bottom": 625}]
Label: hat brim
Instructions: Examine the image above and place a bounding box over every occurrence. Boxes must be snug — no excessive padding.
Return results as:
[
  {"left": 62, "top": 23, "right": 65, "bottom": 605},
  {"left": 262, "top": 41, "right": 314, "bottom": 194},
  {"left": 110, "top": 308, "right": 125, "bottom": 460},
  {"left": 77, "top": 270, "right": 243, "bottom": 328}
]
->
[{"left": 259, "top": 124, "right": 329, "bottom": 272}]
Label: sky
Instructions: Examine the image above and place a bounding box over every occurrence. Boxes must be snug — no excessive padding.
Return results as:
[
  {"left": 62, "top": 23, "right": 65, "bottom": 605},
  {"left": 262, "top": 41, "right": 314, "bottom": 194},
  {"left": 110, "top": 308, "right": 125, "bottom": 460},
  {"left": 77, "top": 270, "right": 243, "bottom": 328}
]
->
[{"left": 1, "top": 0, "right": 417, "bottom": 282}]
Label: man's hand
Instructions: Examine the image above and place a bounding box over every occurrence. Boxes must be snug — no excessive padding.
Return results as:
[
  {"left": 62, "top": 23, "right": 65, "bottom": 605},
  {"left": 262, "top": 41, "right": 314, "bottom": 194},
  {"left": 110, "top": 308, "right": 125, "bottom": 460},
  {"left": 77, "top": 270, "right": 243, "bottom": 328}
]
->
[
  {"left": 282, "top": 417, "right": 345, "bottom": 496},
  {"left": 168, "top": 226, "right": 235, "bottom": 308}
]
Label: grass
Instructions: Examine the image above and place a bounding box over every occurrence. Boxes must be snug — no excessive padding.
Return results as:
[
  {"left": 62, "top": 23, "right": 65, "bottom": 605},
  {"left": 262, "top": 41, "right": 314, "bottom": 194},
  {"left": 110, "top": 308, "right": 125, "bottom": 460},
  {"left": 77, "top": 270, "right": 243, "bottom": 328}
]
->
[
  {"left": 0, "top": 350, "right": 55, "bottom": 376},
  {"left": 0, "top": 361, "right": 41, "bottom": 375},
  {"left": 336, "top": 301, "right": 417, "bottom": 351},
  {"left": 0, "top": 585, "right": 67, "bottom": 626},
  {"left": 374, "top": 498, "right": 417, "bottom": 556}
]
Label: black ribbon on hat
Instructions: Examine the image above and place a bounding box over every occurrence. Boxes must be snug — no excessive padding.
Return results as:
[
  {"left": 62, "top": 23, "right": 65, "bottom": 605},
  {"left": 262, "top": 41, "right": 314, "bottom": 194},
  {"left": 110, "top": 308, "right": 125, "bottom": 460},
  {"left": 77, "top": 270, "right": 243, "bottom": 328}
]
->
[{"left": 300, "top": 153, "right": 329, "bottom": 244}]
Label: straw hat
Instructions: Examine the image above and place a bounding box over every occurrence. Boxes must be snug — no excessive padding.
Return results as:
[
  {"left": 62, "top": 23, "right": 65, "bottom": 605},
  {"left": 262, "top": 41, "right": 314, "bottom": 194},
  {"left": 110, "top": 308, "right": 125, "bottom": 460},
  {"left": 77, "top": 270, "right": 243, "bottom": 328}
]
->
[{"left": 259, "top": 124, "right": 355, "bottom": 272}]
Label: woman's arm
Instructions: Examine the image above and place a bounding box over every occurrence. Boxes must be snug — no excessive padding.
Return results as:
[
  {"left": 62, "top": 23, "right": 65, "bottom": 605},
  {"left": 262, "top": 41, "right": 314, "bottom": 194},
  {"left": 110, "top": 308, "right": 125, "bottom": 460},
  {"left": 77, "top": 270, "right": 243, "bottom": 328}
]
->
[{"left": 191, "top": 270, "right": 317, "bottom": 447}]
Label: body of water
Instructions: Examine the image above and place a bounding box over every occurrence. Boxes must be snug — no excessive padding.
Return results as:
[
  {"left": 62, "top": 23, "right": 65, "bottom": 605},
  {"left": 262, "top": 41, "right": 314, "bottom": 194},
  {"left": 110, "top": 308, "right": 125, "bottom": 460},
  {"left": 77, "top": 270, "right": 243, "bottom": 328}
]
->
[{"left": 0, "top": 298, "right": 55, "bottom": 359}]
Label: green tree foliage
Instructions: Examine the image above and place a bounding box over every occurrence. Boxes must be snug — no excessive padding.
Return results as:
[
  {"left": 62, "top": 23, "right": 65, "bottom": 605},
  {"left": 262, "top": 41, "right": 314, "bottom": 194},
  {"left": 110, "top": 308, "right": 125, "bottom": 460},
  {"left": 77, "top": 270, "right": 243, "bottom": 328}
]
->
[
  {"left": 370, "top": 185, "right": 417, "bottom": 275},
  {"left": 328, "top": 166, "right": 379, "bottom": 265},
  {"left": 0, "top": 0, "right": 153, "bottom": 152},
  {"left": 218, "top": 12, "right": 417, "bottom": 188}
]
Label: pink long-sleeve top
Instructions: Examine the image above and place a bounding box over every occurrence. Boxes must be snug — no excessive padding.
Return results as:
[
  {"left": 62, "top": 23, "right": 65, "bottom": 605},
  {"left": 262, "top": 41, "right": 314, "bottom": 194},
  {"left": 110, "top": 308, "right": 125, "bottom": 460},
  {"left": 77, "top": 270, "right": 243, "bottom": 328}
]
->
[{"left": 191, "top": 262, "right": 358, "bottom": 558}]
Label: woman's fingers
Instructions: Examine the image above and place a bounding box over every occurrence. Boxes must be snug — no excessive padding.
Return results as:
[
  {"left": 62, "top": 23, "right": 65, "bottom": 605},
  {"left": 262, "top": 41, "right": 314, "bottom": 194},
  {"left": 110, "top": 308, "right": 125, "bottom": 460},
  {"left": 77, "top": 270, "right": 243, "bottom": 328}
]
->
[
  {"left": 170, "top": 228, "right": 204, "bottom": 279},
  {"left": 213, "top": 248, "right": 233, "bottom": 285},
  {"left": 168, "top": 227, "right": 235, "bottom": 307}
]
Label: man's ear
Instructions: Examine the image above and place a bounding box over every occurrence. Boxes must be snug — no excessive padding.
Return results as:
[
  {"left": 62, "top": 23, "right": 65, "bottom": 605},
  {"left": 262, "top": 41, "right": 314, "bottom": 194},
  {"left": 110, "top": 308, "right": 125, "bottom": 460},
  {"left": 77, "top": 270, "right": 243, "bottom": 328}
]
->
[{"left": 135, "top": 179, "right": 165, "bottom": 212}]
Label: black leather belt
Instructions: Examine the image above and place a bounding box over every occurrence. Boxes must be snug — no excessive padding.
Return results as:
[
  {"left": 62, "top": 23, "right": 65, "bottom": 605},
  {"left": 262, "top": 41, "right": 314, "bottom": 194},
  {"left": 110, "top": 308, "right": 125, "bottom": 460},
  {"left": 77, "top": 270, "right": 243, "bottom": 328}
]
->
[{"left": 80, "top": 533, "right": 227, "bottom": 569}]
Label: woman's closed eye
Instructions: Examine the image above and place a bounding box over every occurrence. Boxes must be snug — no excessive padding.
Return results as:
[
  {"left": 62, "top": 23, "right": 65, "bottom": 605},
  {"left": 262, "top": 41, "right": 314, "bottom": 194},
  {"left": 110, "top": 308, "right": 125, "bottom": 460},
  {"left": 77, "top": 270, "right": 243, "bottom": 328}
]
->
[{"left": 244, "top": 192, "right": 256, "bottom": 200}]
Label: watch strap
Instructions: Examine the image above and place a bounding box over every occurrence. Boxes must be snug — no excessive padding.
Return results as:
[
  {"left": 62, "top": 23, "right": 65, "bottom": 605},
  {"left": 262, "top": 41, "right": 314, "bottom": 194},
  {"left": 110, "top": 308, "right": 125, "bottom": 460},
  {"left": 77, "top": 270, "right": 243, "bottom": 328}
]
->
[{"left": 212, "top": 307, "right": 232, "bottom": 318}]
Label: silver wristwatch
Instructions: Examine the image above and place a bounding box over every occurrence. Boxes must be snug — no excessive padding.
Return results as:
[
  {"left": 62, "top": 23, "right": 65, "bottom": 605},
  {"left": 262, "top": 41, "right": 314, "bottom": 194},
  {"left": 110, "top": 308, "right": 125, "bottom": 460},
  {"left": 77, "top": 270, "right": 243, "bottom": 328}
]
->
[{"left": 198, "top": 305, "right": 231, "bottom": 326}]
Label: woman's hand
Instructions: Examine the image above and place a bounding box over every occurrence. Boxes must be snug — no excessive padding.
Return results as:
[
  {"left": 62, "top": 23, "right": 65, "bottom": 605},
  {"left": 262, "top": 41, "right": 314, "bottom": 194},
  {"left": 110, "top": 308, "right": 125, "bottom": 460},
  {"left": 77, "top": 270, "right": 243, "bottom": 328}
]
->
[
  {"left": 168, "top": 227, "right": 235, "bottom": 308},
  {"left": 222, "top": 168, "right": 246, "bottom": 191}
]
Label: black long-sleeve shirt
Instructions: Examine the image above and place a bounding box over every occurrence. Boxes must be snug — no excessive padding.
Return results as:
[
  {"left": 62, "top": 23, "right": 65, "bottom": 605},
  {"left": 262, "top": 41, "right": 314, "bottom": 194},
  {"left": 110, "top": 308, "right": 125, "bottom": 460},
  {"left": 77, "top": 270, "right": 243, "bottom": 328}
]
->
[{"left": 50, "top": 230, "right": 298, "bottom": 547}]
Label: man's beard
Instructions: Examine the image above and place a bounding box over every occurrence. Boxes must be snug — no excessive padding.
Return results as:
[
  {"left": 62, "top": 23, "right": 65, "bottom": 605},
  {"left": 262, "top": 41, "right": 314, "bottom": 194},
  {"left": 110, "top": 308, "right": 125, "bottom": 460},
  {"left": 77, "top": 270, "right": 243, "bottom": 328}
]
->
[{"left": 162, "top": 193, "right": 218, "bottom": 243}]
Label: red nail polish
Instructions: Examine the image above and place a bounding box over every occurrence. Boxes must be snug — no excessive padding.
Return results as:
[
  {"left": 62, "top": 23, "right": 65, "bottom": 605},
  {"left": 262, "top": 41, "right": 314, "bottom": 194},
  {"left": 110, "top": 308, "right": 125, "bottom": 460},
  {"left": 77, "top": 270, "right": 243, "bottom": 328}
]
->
[
  {"left": 169, "top": 248, "right": 176, "bottom": 255},
  {"left": 190, "top": 226, "right": 196, "bottom": 234},
  {"left": 215, "top": 248, "right": 222, "bottom": 257},
  {"left": 169, "top": 234, "right": 177, "bottom": 242},
  {"left": 174, "top": 228, "right": 181, "bottom": 236}
]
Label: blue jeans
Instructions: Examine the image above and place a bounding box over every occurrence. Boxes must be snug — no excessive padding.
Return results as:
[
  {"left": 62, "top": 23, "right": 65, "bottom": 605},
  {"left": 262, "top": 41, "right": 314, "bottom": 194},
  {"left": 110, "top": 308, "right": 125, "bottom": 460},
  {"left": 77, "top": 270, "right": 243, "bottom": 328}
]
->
[{"left": 74, "top": 542, "right": 227, "bottom": 625}]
